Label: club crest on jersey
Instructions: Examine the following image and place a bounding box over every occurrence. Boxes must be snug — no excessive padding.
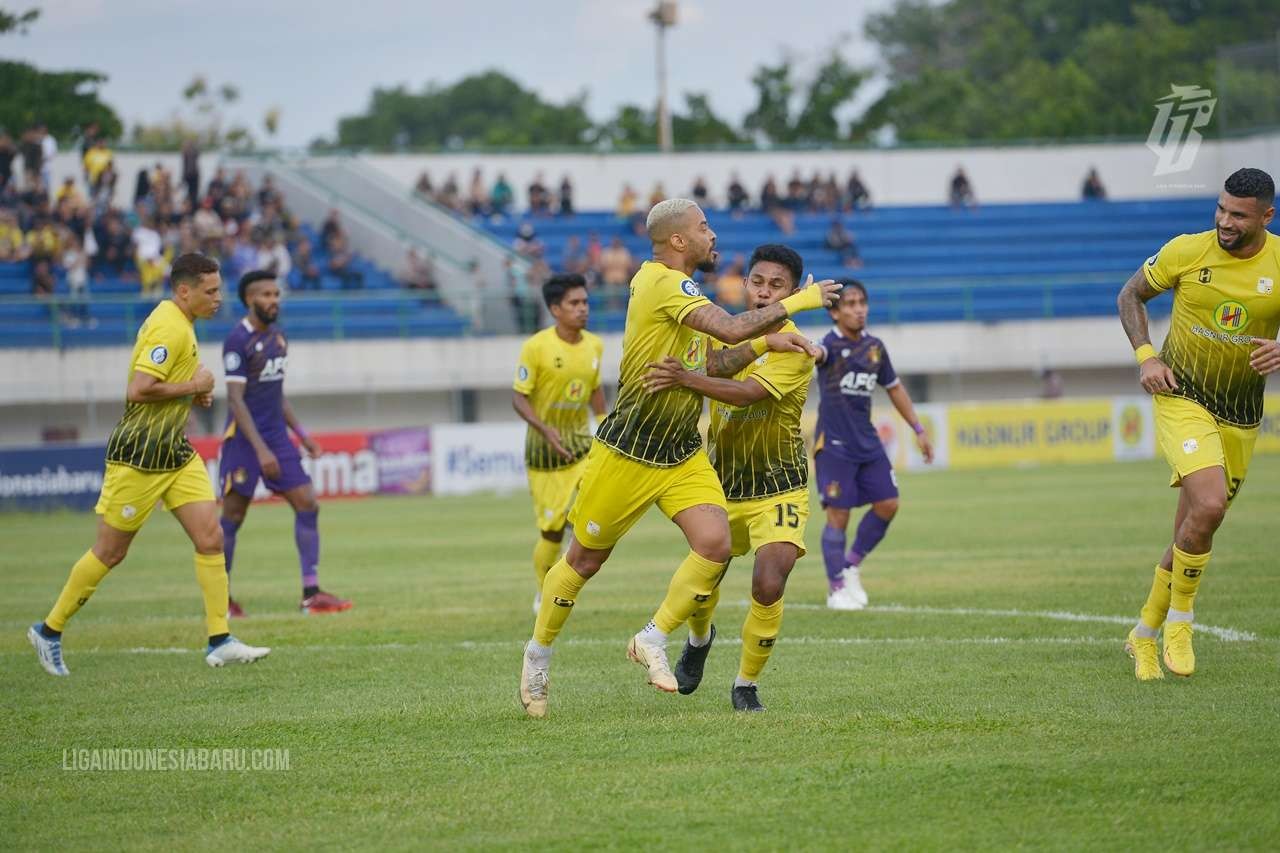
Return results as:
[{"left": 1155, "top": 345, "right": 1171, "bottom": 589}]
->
[
  {"left": 825, "top": 481, "right": 841, "bottom": 499},
  {"left": 149, "top": 345, "right": 168, "bottom": 365},
  {"left": 233, "top": 467, "right": 247, "bottom": 484},
  {"left": 1259, "top": 277, "right": 1274, "bottom": 296},
  {"left": 565, "top": 378, "right": 586, "bottom": 401},
  {"left": 680, "top": 279, "right": 701, "bottom": 298},
  {"left": 681, "top": 336, "right": 705, "bottom": 369},
  {"left": 867, "top": 345, "right": 881, "bottom": 365},
  {"left": 224, "top": 352, "right": 242, "bottom": 372},
  {"left": 1212, "top": 300, "right": 1248, "bottom": 332},
  {"left": 1197, "top": 267, "right": 1212, "bottom": 284}
]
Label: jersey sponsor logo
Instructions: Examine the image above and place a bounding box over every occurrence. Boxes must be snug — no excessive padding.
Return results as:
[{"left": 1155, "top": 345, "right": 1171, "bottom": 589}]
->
[
  {"left": 259, "top": 355, "right": 288, "bottom": 382},
  {"left": 1259, "top": 277, "right": 1274, "bottom": 296},
  {"left": 224, "top": 351, "right": 242, "bottom": 372},
  {"left": 564, "top": 378, "right": 587, "bottom": 402},
  {"left": 681, "top": 336, "right": 705, "bottom": 369},
  {"left": 517, "top": 365, "right": 529, "bottom": 382},
  {"left": 680, "top": 279, "right": 701, "bottom": 298},
  {"left": 1212, "top": 300, "right": 1248, "bottom": 332},
  {"left": 1198, "top": 267, "right": 1212, "bottom": 284},
  {"left": 149, "top": 345, "right": 168, "bottom": 365},
  {"left": 839, "top": 370, "right": 878, "bottom": 396}
]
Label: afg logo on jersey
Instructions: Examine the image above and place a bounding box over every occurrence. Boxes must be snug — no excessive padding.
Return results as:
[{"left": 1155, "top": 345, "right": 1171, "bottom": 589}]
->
[
  {"left": 839, "top": 370, "right": 878, "bottom": 396},
  {"left": 1213, "top": 300, "right": 1248, "bottom": 332},
  {"left": 680, "top": 279, "right": 702, "bottom": 298},
  {"left": 149, "top": 345, "right": 168, "bottom": 365},
  {"left": 681, "top": 336, "right": 705, "bottom": 370},
  {"left": 259, "top": 355, "right": 288, "bottom": 382},
  {"left": 564, "top": 378, "right": 586, "bottom": 402}
]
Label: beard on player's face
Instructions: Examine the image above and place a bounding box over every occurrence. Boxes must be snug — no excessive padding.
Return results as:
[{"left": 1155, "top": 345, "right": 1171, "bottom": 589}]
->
[
  {"left": 695, "top": 249, "right": 718, "bottom": 273},
  {"left": 252, "top": 303, "right": 278, "bottom": 325}
]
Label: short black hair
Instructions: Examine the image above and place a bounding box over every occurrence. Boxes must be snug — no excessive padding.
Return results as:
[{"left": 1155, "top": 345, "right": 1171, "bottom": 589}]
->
[
  {"left": 238, "top": 269, "right": 278, "bottom": 305},
  {"left": 543, "top": 273, "right": 587, "bottom": 308},
  {"left": 835, "top": 278, "right": 868, "bottom": 305},
  {"left": 1224, "top": 168, "right": 1275, "bottom": 206},
  {"left": 747, "top": 243, "right": 803, "bottom": 287},
  {"left": 170, "top": 253, "right": 220, "bottom": 289}
]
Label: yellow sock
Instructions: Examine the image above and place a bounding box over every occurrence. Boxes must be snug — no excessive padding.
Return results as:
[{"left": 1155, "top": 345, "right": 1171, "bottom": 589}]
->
[
  {"left": 688, "top": 585, "right": 720, "bottom": 639},
  {"left": 532, "top": 537, "right": 561, "bottom": 591},
  {"left": 45, "top": 550, "right": 112, "bottom": 631},
  {"left": 533, "top": 558, "right": 587, "bottom": 646},
  {"left": 194, "top": 552, "right": 229, "bottom": 638},
  {"left": 653, "top": 551, "right": 727, "bottom": 634},
  {"left": 739, "top": 596, "right": 784, "bottom": 682},
  {"left": 1170, "top": 546, "right": 1210, "bottom": 612},
  {"left": 1139, "top": 564, "right": 1173, "bottom": 630}
]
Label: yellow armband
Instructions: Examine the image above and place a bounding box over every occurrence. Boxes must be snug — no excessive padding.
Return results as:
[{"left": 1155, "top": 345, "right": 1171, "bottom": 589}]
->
[{"left": 1134, "top": 344, "right": 1157, "bottom": 365}]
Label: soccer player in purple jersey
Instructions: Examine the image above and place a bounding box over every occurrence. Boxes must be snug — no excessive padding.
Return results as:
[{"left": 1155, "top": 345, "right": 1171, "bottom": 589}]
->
[
  {"left": 218, "top": 271, "right": 352, "bottom": 616},
  {"left": 814, "top": 281, "right": 933, "bottom": 610}
]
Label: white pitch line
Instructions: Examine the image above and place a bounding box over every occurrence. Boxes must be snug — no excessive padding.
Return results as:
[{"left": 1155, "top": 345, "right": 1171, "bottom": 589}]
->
[{"left": 765, "top": 601, "right": 1259, "bottom": 643}]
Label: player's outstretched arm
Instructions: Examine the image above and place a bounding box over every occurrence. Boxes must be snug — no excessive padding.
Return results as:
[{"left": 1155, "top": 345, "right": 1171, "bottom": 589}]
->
[
  {"left": 1117, "top": 267, "right": 1178, "bottom": 393},
  {"left": 126, "top": 364, "right": 213, "bottom": 403},
  {"left": 643, "top": 357, "right": 770, "bottom": 407},
  {"left": 512, "top": 391, "right": 573, "bottom": 461},
  {"left": 683, "top": 276, "right": 841, "bottom": 344},
  {"left": 886, "top": 383, "right": 933, "bottom": 464}
]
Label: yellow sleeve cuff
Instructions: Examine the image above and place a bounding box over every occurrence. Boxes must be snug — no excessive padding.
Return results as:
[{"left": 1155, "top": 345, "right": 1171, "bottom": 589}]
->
[
  {"left": 749, "top": 337, "right": 768, "bottom": 356},
  {"left": 1134, "top": 344, "right": 1157, "bottom": 364}
]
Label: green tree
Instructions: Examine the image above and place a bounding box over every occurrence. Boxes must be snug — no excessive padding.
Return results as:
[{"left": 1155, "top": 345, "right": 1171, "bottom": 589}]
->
[
  {"left": 130, "top": 75, "right": 261, "bottom": 150},
  {"left": 744, "top": 51, "right": 868, "bottom": 145},
  {"left": 743, "top": 61, "right": 797, "bottom": 143}
]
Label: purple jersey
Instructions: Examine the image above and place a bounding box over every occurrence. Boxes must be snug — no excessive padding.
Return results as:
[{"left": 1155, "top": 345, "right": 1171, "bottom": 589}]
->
[
  {"left": 814, "top": 329, "right": 899, "bottom": 461},
  {"left": 223, "top": 318, "right": 290, "bottom": 440}
]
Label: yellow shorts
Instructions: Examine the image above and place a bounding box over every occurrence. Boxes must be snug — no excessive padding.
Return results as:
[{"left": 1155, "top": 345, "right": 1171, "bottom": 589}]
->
[
  {"left": 527, "top": 457, "right": 587, "bottom": 533},
  {"left": 569, "top": 441, "right": 727, "bottom": 550},
  {"left": 1153, "top": 394, "right": 1258, "bottom": 502},
  {"left": 94, "top": 453, "right": 215, "bottom": 532},
  {"left": 727, "top": 488, "right": 810, "bottom": 559}
]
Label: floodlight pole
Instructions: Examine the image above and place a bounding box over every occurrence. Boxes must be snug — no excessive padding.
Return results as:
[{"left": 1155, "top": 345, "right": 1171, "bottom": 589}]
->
[{"left": 650, "top": 2, "right": 677, "bottom": 152}]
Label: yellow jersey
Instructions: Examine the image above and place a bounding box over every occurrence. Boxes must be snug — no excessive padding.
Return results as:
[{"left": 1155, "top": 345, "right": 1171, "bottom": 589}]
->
[
  {"left": 1144, "top": 230, "right": 1280, "bottom": 427},
  {"left": 105, "top": 300, "right": 201, "bottom": 472},
  {"left": 513, "top": 326, "right": 604, "bottom": 470},
  {"left": 595, "top": 260, "right": 712, "bottom": 466},
  {"left": 707, "top": 319, "right": 813, "bottom": 500}
]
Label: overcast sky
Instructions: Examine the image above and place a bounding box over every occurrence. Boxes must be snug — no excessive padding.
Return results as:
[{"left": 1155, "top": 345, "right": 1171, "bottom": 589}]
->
[{"left": 11, "top": 0, "right": 896, "bottom": 146}]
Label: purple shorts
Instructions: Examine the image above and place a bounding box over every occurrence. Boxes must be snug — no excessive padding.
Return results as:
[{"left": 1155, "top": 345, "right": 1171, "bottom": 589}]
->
[
  {"left": 815, "top": 448, "right": 898, "bottom": 509},
  {"left": 219, "top": 434, "right": 310, "bottom": 498}
]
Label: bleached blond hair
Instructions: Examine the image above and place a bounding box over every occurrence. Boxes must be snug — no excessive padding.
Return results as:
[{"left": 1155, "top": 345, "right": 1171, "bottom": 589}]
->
[{"left": 646, "top": 197, "right": 701, "bottom": 243}]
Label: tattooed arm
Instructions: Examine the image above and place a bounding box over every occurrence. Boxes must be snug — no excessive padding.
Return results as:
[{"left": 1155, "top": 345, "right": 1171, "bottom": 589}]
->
[{"left": 1117, "top": 267, "right": 1178, "bottom": 394}]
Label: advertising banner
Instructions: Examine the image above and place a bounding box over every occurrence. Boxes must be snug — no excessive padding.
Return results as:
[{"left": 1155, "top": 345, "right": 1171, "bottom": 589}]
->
[
  {"left": 945, "top": 399, "right": 1113, "bottom": 468},
  {"left": 0, "top": 443, "right": 107, "bottom": 511},
  {"left": 431, "top": 423, "right": 527, "bottom": 496}
]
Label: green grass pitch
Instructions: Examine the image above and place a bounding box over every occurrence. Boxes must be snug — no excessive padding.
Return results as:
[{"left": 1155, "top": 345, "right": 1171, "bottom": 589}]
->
[{"left": 3, "top": 457, "right": 1279, "bottom": 849}]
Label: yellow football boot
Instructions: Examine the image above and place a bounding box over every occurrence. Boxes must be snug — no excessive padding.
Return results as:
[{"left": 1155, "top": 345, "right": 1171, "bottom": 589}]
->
[
  {"left": 1124, "top": 628, "right": 1164, "bottom": 681},
  {"left": 1162, "top": 621, "right": 1195, "bottom": 677}
]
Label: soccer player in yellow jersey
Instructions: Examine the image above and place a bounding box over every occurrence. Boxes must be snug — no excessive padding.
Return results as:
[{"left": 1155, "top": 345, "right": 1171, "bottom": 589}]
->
[
  {"left": 641, "top": 244, "right": 815, "bottom": 712},
  {"left": 519, "top": 198, "right": 838, "bottom": 718},
  {"left": 27, "top": 254, "right": 270, "bottom": 676},
  {"left": 1117, "top": 168, "right": 1279, "bottom": 680},
  {"left": 512, "top": 274, "right": 606, "bottom": 612}
]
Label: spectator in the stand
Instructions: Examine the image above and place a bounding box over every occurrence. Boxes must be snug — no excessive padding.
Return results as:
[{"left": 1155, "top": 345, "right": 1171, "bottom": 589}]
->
[
  {"left": 714, "top": 254, "right": 746, "bottom": 310},
  {"left": 61, "top": 232, "right": 92, "bottom": 325},
  {"left": 469, "top": 169, "right": 488, "bottom": 216},
  {"left": 438, "top": 172, "right": 461, "bottom": 212},
  {"left": 321, "top": 208, "right": 344, "bottom": 247},
  {"left": 647, "top": 182, "right": 666, "bottom": 209},
  {"left": 949, "top": 166, "right": 976, "bottom": 210},
  {"left": 38, "top": 124, "right": 56, "bottom": 190},
  {"left": 192, "top": 196, "right": 223, "bottom": 253},
  {"left": 727, "top": 172, "right": 749, "bottom": 214},
  {"left": 0, "top": 130, "right": 16, "bottom": 190},
  {"left": 27, "top": 216, "right": 62, "bottom": 267},
  {"left": 181, "top": 139, "right": 200, "bottom": 203},
  {"left": 1082, "top": 167, "right": 1107, "bottom": 201},
  {"left": 132, "top": 215, "right": 170, "bottom": 298},
  {"left": 293, "top": 236, "right": 321, "bottom": 289},
  {"left": 558, "top": 174, "right": 575, "bottom": 217},
  {"left": 599, "top": 236, "right": 633, "bottom": 310},
  {"left": 526, "top": 172, "right": 550, "bottom": 216},
  {"left": 616, "top": 183, "right": 638, "bottom": 221},
  {"left": 83, "top": 138, "right": 113, "bottom": 193},
  {"left": 846, "top": 169, "right": 871, "bottom": 210},
  {"left": 327, "top": 232, "right": 364, "bottom": 289},
  {"left": 414, "top": 171, "right": 433, "bottom": 198},
  {"left": 785, "top": 169, "right": 809, "bottom": 212},
  {"left": 0, "top": 210, "right": 27, "bottom": 260},
  {"left": 513, "top": 221, "right": 543, "bottom": 258},
  {"left": 95, "top": 211, "right": 132, "bottom": 275},
  {"left": 1041, "top": 369, "right": 1064, "bottom": 399},
  {"left": 691, "top": 175, "right": 709, "bottom": 207},
  {"left": 491, "top": 173, "right": 513, "bottom": 216},
  {"left": 561, "top": 235, "right": 588, "bottom": 277},
  {"left": 19, "top": 124, "right": 43, "bottom": 188},
  {"left": 55, "top": 177, "right": 85, "bottom": 207},
  {"left": 819, "top": 172, "right": 841, "bottom": 213},
  {"left": 401, "top": 247, "right": 439, "bottom": 300},
  {"left": 257, "top": 229, "right": 292, "bottom": 282},
  {"left": 760, "top": 174, "right": 794, "bottom": 234},
  {"left": 825, "top": 219, "right": 862, "bottom": 268},
  {"left": 133, "top": 166, "right": 152, "bottom": 208},
  {"left": 585, "top": 231, "right": 603, "bottom": 278}
]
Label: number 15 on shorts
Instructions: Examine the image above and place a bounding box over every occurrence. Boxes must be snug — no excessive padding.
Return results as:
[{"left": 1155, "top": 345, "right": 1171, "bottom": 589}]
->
[{"left": 773, "top": 503, "right": 801, "bottom": 528}]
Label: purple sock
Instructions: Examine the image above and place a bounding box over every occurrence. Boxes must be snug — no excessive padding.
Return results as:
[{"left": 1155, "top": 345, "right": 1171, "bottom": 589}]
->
[
  {"left": 295, "top": 509, "right": 320, "bottom": 590},
  {"left": 821, "top": 525, "right": 846, "bottom": 588},
  {"left": 847, "top": 510, "right": 892, "bottom": 567},
  {"left": 220, "top": 517, "right": 240, "bottom": 575}
]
